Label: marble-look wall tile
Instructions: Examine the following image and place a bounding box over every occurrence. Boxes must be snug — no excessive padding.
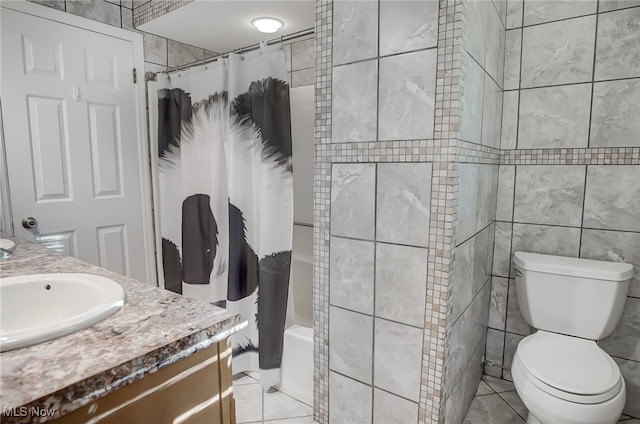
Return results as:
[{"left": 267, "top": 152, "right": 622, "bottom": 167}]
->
[
  {"left": 613, "top": 357, "right": 640, "bottom": 418},
  {"left": 489, "top": 277, "right": 508, "bottom": 330},
  {"left": 378, "top": 49, "right": 437, "bottom": 140},
  {"left": 67, "top": 0, "right": 121, "bottom": 27},
  {"left": 465, "top": 0, "right": 491, "bottom": 66},
  {"left": 510, "top": 224, "right": 581, "bottom": 276},
  {"left": 330, "top": 237, "right": 374, "bottom": 314},
  {"left": 502, "top": 332, "right": 525, "bottom": 381},
  {"left": 583, "top": 165, "right": 640, "bottom": 232},
  {"left": 484, "top": 3, "right": 505, "bottom": 86},
  {"left": 143, "top": 33, "right": 168, "bottom": 66},
  {"left": 374, "top": 319, "right": 423, "bottom": 401},
  {"left": 493, "top": 222, "right": 512, "bottom": 277},
  {"left": 506, "top": 279, "right": 532, "bottom": 336},
  {"left": 330, "top": 163, "right": 376, "bottom": 239},
  {"left": 496, "top": 165, "right": 515, "bottom": 221},
  {"left": 482, "top": 73, "right": 502, "bottom": 148},
  {"left": 291, "top": 39, "right": 314, "bottom": 71},
  {"left": 523, "top": 0, "right": 596, "bottom": 26},
  {"left": 333, "top": 0, "right": 378, "bottom": 66},
  {"left": 457, "top": 164, "right": 479, "bottom": 242},
  {"left": 486, "top": 328, "right": 505, "bottom": 365},
  {"left": 503, "top": 29, "right": 521, "bottom": 91},
  {"left": 168, "top": 40, "right": 204, "bottom": 68},
  {"left": 375, "top": 243, "right": 427, "bottom": 327},
  {"left": 518, "top": 84, "right": 591, "bottom": 149},
  {"left": 599, "top": 0, "right": 640, "bottom": 11},
  {"left": 581, "top": 229, "right": 640, "bottom": 298},
  {"left": 477, "top": 165, "right": 499, "bottom": 230},
  {"left": 28, "top": 0, "right": 65, "bottom": 11},
  {"left": 595, "top": 7, "right": 640, "bottom": 81},
  {"left": 513, "top": 165, "right": 586, "bottom": 226},
  {"left": 460, "top": 55, "right": 484, "bottom": 144},
  {"left": 376, "top": 163, "right": 432, "bottom": 247},
  {"left": 600, "top": 297, "right": 640, "bottom": 362},
  {"left": 329, "top": 306, "right": 373, "bottom": 383},
  {"left": 500, "top": 91, "right": 518, "bottom": 149},
  {"left": 121, "top": 7, "right": 133, "bottom": 30},
  {"left": 332, "top": 60, "right": 378, "bottom": 143},
  {"left": 283, "top": 44, "right": 292, "bottom": 72},
  {"left": 506, "top": 0, "right": 524, "bottom": 28},
  {"left": 521, "top": 16, "right": 595, "bottom": 88},
  {"left": 291, "top": 68, "right": 315, "bottom": 88},
  {"left": 590, "top": 78, "right": 640, "bottom": 148},
  {"left": 329, "top": 372, "right": 373, "bottom": 424},
  {"left": 373, "top": 389, "right": 418, "bottom": 424},
  {"left": 121, "top": 0, "right": 133, "bottom": 9},
  {"left": 379, "top": 0, "right": 439, "bottom": 56}
]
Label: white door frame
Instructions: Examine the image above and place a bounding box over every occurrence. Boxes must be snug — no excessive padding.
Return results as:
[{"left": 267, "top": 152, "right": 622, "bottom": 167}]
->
[{"left": 0, "top": 0, "right": 158, "bottom": 285}]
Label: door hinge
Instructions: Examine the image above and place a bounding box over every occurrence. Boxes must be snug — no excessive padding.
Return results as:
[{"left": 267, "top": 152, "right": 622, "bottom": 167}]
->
[{"left": 133, "top": 68, "right": 137, "bottom": 84}]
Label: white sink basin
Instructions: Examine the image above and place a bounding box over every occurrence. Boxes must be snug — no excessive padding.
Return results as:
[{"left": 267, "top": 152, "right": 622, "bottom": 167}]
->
[{"left": 0, "top": 273, "right": 126, "bottom": 352}]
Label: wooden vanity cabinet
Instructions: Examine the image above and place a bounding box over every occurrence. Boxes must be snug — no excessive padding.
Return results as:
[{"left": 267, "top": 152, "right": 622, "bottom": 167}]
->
[{"left": 53, "top": 340, "right": 235, "bottom": 424}]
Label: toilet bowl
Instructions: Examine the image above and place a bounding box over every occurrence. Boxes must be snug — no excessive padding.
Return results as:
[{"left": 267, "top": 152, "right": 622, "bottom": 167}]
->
[
  {"left": 510, "top": 252, "right": 634, "bottom": 424},
  {"left": 511, "top": 331, "right": 625, "bottom": 424}
]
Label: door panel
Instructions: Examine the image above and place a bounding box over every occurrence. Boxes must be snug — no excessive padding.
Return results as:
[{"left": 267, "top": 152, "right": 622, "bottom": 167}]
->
[{"left": 1, "top": 8, "right": 152, "bottom": 283}]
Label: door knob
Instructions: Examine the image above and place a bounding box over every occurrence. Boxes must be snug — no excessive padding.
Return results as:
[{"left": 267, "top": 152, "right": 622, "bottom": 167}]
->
[{"left": 22, "top": 217, "right": 38, "bottom": 229}]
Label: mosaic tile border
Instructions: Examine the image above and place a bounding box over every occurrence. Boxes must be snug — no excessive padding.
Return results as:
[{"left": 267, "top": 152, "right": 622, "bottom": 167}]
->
[
  {"left": 458, "top": 141, "right": 501, "bottom": 164},
  {"left": 500, "top": 147, "right": 640, "bottom": 165},
  {"left": 133, "top": 0, "right": 193, "bottom": 27}
]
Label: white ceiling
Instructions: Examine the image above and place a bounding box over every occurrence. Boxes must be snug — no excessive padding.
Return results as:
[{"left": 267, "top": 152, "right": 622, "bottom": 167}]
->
[{"left": 138, "top": 0, "right": 315, "bottom": 55}]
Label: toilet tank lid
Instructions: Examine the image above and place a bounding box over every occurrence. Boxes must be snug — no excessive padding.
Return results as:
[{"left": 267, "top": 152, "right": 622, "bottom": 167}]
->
[{"left": 513, "top": 252, "right": 633, "bottom": 281}]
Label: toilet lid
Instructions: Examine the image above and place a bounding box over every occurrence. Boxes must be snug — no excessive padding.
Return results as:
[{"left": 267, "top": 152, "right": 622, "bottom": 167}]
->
[{"left": 518, "top": 331, "right": 621, "bottom": 396}]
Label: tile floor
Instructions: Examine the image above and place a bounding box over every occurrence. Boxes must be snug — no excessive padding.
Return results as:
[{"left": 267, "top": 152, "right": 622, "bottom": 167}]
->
[
  {"left": 464, "top": 375, "right": 640, "bottom": 424},
  {"left": 233, "top": 373, "right": 314, "bottom": 424}
]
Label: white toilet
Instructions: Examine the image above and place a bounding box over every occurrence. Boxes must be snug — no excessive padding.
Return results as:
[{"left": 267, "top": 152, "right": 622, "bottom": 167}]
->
[{"left": 511, "top": 252, "right": 634, "bottom": 424}]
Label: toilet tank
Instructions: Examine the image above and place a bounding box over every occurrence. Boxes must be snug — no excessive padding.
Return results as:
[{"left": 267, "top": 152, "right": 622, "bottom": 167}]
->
[{"left": 512, "top": 252, "right": 633, "bottom": 340}]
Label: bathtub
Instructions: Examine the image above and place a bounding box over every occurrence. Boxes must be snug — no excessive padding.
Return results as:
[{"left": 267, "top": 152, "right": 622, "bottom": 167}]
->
[{"left": 278, "top": 224, "right": 313, "bottom": 406}]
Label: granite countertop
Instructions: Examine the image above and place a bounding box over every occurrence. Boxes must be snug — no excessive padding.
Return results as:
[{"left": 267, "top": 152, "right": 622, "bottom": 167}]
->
[{"left": 0, "top": 236, "right": 246, "bottom": 423}]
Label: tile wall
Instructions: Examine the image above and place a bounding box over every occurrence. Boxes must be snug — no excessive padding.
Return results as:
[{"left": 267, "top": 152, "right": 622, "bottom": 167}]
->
[{"left": 487, "top": 0, "right": 640, "bottom": 418}]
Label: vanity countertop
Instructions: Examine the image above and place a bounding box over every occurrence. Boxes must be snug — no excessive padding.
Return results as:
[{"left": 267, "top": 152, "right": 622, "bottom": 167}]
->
[{"left": 0, "top": 236, "right": 246, "bottom": 423}]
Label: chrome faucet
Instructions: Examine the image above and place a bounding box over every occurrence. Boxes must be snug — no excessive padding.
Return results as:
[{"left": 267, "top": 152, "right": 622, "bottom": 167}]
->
[{"left": 0, "top": 243, "right": 16, "bottom": 259}]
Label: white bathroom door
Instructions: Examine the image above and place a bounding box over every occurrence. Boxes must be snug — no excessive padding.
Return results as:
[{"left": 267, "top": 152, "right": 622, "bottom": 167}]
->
[{"left": 1, "top": 7, "right": 154, "bottom": 283}]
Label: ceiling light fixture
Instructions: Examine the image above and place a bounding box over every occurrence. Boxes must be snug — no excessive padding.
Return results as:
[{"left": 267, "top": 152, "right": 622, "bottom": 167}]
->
[{"left": 251, "top": 17, "right": 284, "bottom": 34}]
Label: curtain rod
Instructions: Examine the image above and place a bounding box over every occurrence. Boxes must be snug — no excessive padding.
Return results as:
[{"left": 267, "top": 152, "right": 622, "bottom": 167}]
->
[{"left": 145, "top": 27, "right": 314, "bottom": 81}]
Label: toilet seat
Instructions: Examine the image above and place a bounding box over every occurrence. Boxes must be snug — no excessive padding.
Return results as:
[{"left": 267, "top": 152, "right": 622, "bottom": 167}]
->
[{"left": 516, "top": 331, "right": 623, "bottom": 404}]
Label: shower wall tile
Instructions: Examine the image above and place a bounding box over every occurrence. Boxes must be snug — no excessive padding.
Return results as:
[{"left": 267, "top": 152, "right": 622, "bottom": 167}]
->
[
  {"left": 329, "top": 237, "right": 374, "bottom": 315},
  {"left": 121, "top": 7, "right": 133, "bottom": 30},
  {"left": 599, "top": 297, "right": 640, "bottom": 362},
  {"left": 375, "top": 243, "right": 427, "bottom": 327},
  {"left": 460, "top": 52, "right": 485, "bottom": 145},
  {"left": 503, "top": 29, "right": 521, "bottom": 91},
  {"left": 444, "top": 335, "right": 486, "bottom": 424},
  {"left": 332, "top": 60, "right": 378, "bottom": 143},
  {"left": 329, "top": 372, "right": 372, "bottom": 424},
  {"left": 590, "top": 78, "right": 640, "bottom": 148},
  {"left": 168, "top": 39, "right": 204, "bottom": 68},
  {"left": 476, "top": 165, "right": 499, "bottom": 231},
  {"left": 581, "top": 229, "right": 640, "bottom": 298},
  {"left": 599, "top": 0, "right": 640, "bottom": 12},
  {"left": 291, "top": 39, "right": 314, "bottom": 71},
  {"left": 379, "top": 0, "right": 439, "bottom": 56},
  {"left": 510, "top": 224, "right": 581, "bottom": 276},
  {"left": 457, "top": 164, "right": 480, "bottom": 242},
  {"left": 500, "top": 91, "right": 518, "bottom": 150},
  {"left": 506, "top": 279, "right": 532, "bottom": 336},
  {"left": 283, "top": 44, "right": 292, "bottom": 72},
  {"left": 523, "top": 0, "right": 596, "bottom": 26},
  {"left": 374, "top": 319, "right": 423, "bottom": 402},
  {"left": 583, "top": 165, "right": 640, "bottom": 232},
  {"left": 332, "top": 0, "right": 378, "bottom": 66},
  {"left": 520, "top": 16, "right": 595, "bottom": 88},
  {"left": 481, "top": 73, "right": 502, "bottom": 148},
  {"left": 330, "top": 163, "right": 376, "bottom": 239},
  {"left": 506, "top": 0, "right": 524, "bottom": 29},
  {"left": 373, "top": 389, "right": 418, "bottom": 424},
  {"left": 67, "top": 0, "right": 121, "bottom": 27},
  {"left": 489, "top": 277, "right": 508, "bottom": 330},
  {"left": 484, "top": 2, "right": 505, "bottom": 86},
  {"left": 121, "top": 0, "right": 133, "bottom": 9},
  {"left": 513, "top": 165, "right": 586, "bottom": 226},
  {"left": 595, "top": 7, "right": 640, "bottom": 80},
  {"left": 465, "top": 0, "right": 491, "bottom": 66},
  {"left": 517, "top": 84, "right": 591, "bottom": 149},
  {"left": 614, "top": 357, "right": 640, "bottom": 418},
  {"left": 378, "top": 49, "right": 437, "bottom": 141},
  {"left": 29, "top": 0, "right": 65, "bottom": 10},
  {"left": 143, "top": 33, "right": 168, "bottom": 66},
  {"left": 291, "top": 68, "right": 315, "bottom": 88},
  {"left": 496, "top": 165, "right": 514, "bottom": 221},
  {"left": 486, "top": 328, "right": 505, "bottom": 365},
  {"left": 492, "top": 222, "right": 512, "bottom": 277},
  {"left": 376, "top": 163, "right": 432, "bottom": 247},
  {"left": 329, "top": 306, "right": 373, "bottom": 383}
]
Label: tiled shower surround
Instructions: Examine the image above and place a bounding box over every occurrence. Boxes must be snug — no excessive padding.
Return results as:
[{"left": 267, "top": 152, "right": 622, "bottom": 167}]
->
[{"left": 486, "top": 0, "right": 640, "bottom": 420}]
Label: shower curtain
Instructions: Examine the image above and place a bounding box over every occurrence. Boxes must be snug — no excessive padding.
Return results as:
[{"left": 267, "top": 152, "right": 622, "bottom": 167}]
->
[{"left": 150, "top": 44, "right": 293, "bottom": 388}]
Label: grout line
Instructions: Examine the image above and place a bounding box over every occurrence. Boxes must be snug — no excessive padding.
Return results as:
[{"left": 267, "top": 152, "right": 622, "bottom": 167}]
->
[
  {"left": 494, "top": 390, "right": 527, "bottom": 420},
  {"left": 333, "top": 45, "right": 438, "bottom": 70}
]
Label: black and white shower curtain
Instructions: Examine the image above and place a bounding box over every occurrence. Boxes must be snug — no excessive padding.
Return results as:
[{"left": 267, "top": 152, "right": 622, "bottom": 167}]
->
[{"left": 149, "top": 44, "right": 293, "bottom": 388}]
